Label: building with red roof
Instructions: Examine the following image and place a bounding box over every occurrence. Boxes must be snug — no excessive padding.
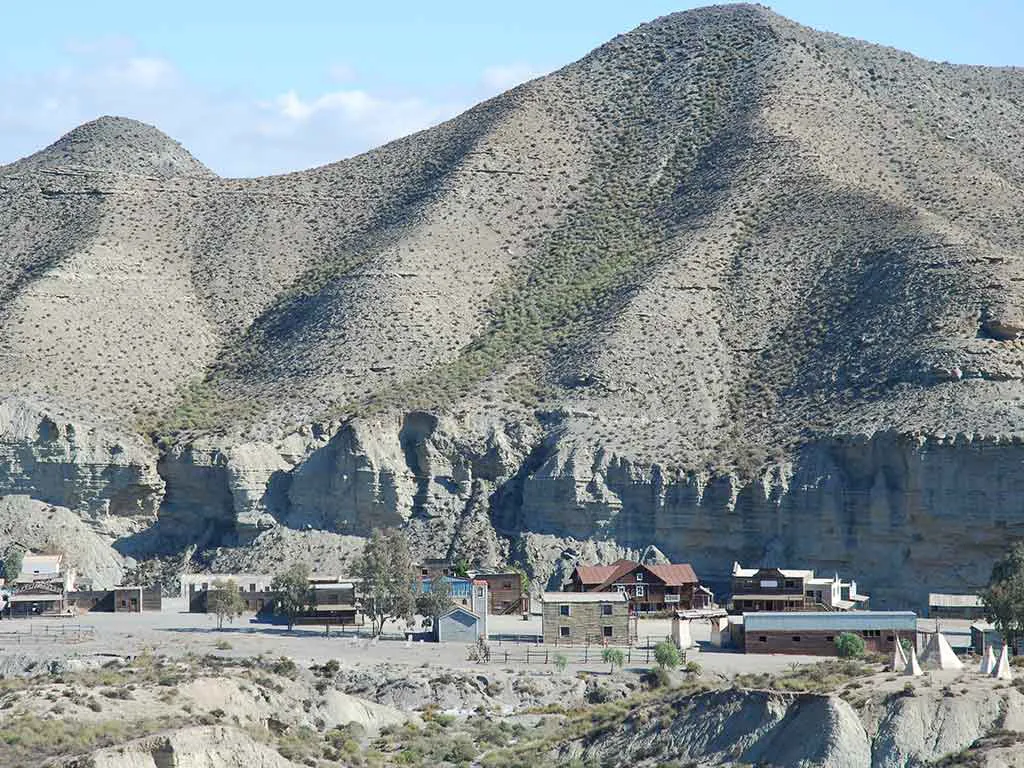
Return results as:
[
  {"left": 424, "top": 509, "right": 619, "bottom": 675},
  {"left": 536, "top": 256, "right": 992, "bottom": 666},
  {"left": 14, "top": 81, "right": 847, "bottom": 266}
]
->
[{"left": 567, "top": 558, "right": 711, "bottom": 614}]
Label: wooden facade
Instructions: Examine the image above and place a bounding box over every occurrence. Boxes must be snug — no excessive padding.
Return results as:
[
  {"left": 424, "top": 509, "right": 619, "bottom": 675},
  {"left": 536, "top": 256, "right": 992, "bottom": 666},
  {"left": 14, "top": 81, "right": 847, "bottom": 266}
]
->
[
  {"left": 569, "top": 560, "right": 701, "bottom": 614},
  {"left": 743, "top": 612, "right": 918, "bottom": 656},
  {"left": 541, "top": 593, "right": 630, "bottom": 645},
  {"left": 474, "top": 572, "right": 529, "bottom": 614}
]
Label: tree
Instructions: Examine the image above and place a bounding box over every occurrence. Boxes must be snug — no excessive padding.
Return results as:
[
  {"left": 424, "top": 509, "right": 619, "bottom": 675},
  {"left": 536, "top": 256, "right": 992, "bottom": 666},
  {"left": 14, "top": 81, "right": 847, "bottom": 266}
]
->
[
  {"left": 353, "top": 529, "right": 417, "bottom": 636},
  {"left": 271, "top": 563, "right": 314, "bottom": 631},
  {"left": 835, "top": 632, "right": 865, "bottom": 659},
  {"left": 602, "top": 647, "right": 625, "bottom": 674},
  {"left": 982, "top": 544, "right": 1024, "bottom": 650},
  {"left": 654, "top": 640, "right": 681, "bottom": 671},
  {"left": 416, "top": 575, "right": 454, "bottom": 629},
  {"left": 2, "top": 546, "right": 24, "bottom": 583},
  {"left": 553, "top": 653, "right": 568, "bottom": 673},
  {"left": 207, "top": 578, "right": 246, "bottom": 630}
]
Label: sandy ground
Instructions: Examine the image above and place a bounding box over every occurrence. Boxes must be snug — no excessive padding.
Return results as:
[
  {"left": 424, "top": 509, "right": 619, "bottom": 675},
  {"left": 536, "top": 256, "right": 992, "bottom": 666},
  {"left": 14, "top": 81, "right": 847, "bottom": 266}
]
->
[{"left": 0, "top": 603, "right": 823, "bottom": 678}]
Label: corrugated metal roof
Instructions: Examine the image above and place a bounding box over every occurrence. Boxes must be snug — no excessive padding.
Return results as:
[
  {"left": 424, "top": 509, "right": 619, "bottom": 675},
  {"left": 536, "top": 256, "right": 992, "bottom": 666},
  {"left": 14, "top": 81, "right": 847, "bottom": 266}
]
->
[
  {"left": 646, "top": 563, "right": 698, "bottom": 586},
  {"left": 929, "top": 593, "right": 983, "bottom": 608},
  {"left": 744, "top": 611, "right": 917, "bottom": 631},
  {"left": 541, "top": 592, "right": 628, "bottom": 603}
]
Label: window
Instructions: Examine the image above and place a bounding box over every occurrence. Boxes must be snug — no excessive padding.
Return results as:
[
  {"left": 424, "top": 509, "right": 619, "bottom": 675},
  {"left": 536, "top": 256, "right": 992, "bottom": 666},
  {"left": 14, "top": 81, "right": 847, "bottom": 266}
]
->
[
  {"left": 559, "top": 605, "right": 571, "bottom": 616},
  {"left": 635, "top": 585, "right": 645, "bottom": 597},
  {"left": 503, "top": 582, "right": 513, "bottom": 589},
  {"left": 636, "top": 573, "right": 644, "bottom": 582},
  {"left": 758, "top": 636, "right": 767, "bottom": 642},
  {"left": 784, "top": 580, "right": 795, "bottom": 589},
  {"left": 421, "top": 568, "right": 428, "bottom": 576},
  {"left": 615, "top": 584, "right": 626, "bottom": 593},
  {"left": 560, "top": 626, "right": 570, "bottom": 638},
  {"left": 602, "top": 604, "right": 613, "bottom": 616},
  {"left": 476, "top": 587, "right": 484, "bottom": 597},
  {"left": 792, "top": 636, "right": 801, "bottom": 642},
  {"left": 862, "top": 629, "right": 881, "bottom": 638},
  {"left": 603, "top": 626, "right": 613, "bottom": 638},
  {"left": 201, "top": 582, "right": 208, "bottom": 591},
  {"left": 825, "top": 636, "right": 834, "bottom": 642},
  {"left": 250, "top": 583, "right": 256, "bottom": 592},
  {"left": 886, "top": 635, "right": 895, "bottom": 641}
]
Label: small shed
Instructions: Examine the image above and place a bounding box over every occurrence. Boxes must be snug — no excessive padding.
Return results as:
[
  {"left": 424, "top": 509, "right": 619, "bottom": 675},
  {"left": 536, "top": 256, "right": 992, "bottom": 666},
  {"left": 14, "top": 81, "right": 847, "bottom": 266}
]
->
[
  {"left": 434, "top": 605, "right": 485, "bottom": 643},
  {"left": 744, "top": 611, "right": 917, "bottom": 655}
]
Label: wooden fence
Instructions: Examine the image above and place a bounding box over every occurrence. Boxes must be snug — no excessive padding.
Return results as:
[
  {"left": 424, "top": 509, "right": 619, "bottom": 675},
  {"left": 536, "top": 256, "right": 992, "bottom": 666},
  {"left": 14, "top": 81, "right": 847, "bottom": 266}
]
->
[{"left": 0, "top": 622, "right": 95, "bottom": 645}]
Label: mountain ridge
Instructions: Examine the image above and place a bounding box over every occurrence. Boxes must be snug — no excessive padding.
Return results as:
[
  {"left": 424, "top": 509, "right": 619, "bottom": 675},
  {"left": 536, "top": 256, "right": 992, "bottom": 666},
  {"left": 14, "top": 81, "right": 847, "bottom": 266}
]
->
[{"left": 1, "top": 4, "right": 1023, "bottom": 602}]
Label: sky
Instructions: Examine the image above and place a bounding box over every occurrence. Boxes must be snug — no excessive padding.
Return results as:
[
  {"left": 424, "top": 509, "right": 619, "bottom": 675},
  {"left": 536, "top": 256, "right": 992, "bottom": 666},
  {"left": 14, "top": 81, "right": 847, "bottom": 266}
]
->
[{"left": 1, "top": 1, "right": 1020, "bottom": 177}]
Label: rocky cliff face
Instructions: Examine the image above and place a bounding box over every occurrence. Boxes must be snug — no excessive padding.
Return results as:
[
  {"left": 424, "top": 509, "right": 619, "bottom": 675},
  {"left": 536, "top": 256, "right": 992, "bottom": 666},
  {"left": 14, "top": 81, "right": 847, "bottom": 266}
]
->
[{"left": 2, "top": 4, "right": 1024, "bottom": 594}]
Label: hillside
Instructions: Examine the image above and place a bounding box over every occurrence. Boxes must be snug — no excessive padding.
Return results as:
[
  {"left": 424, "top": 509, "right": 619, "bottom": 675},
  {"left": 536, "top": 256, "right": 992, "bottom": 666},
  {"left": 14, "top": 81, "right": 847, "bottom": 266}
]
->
[{"left": 1, "top": 4, "right": 1024, "bottom": 599}]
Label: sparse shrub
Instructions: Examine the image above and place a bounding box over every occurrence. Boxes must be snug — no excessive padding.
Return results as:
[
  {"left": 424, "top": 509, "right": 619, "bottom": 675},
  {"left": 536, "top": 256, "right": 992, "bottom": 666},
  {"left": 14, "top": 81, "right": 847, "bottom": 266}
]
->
[{"left": 835, "top": 633, "right": 865, "bottom": 659}]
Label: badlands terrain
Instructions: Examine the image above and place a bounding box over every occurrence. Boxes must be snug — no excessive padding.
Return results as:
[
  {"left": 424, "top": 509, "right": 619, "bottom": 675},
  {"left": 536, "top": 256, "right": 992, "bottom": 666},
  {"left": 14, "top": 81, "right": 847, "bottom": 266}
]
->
[
  {"left": 1, "top": 3, "right": 1024, "bottom": 599},
  {"left": 1, "top": 648, "right": 1023, "bottom": 767}
]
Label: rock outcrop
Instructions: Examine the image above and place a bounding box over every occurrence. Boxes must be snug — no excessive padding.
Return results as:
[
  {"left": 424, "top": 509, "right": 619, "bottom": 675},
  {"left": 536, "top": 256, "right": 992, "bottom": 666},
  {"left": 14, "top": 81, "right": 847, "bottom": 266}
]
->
[{"left": 1, "top": 4, "right": 1024, "bottom": 594}]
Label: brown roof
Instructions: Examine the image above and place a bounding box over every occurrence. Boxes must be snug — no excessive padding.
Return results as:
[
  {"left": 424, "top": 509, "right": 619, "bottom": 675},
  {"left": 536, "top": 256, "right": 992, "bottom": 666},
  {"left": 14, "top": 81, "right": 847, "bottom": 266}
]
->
[
  {"left": 647, "top": 564, "right": 698, "bottom": 586},
  {"left": 573, "top": 559, "right": 632, "bottom": 585},
  {"left": 575, "top": 560, "right": 699, "bottom": 590}
]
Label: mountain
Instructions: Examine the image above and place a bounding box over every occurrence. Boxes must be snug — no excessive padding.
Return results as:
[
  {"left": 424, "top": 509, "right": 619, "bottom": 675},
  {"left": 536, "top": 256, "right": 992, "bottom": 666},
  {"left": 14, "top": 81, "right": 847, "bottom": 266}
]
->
[{"left": 1, "top": 4, "right": 1023, "bottom": 602}]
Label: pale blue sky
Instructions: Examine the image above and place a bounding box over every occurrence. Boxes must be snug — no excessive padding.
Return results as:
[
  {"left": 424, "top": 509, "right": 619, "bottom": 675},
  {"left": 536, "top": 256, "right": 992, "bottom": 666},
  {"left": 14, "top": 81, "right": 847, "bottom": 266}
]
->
[{"left": 1, "top": 1, "right": 1020, "bottom": 176}]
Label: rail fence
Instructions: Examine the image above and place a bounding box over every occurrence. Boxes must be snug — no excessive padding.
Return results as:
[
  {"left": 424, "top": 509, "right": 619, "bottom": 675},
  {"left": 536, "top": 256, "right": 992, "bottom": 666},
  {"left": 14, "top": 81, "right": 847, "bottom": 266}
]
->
[
  {"left": 485, "top": 644, "right": 685, "bottom": 667},
  {"left": 0, "top": 622, "right": 96, "bottom": 645}
]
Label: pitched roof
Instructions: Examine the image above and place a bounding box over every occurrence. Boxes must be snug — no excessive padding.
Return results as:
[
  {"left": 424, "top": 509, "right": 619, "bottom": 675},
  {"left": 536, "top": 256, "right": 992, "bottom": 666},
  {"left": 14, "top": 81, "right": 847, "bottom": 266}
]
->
[
  {"left": 573, "top": 560, "right": 631, "bottom": 585},
  {"left": 575, "top": 559, "right": 698, "bottom": 591},
  {"left": 646, "top": 564, "right": 698, "bottom": 586}
]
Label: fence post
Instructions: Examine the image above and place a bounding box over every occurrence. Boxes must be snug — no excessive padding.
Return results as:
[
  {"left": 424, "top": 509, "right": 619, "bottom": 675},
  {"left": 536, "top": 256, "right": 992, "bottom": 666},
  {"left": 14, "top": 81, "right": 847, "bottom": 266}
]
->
[
  {"left": 628, "top": 648, "right": 631, "bottom": 664},
  {"left": 545, "top": 649, "right": 549, "bottom": 665},
  {"left": 504, "top": 650, "right": 508, "bottom": 664},
  {"left": 584, "top": 646, "right": 588, "bottom": 664},
  {"left": 647, "top": 647, "right": 650, "bottom": 665}
]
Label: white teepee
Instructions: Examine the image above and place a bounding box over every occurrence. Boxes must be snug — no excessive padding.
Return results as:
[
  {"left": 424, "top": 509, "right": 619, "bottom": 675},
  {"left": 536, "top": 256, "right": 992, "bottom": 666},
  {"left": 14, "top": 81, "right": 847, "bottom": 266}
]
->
[
  {"left": 992, "top": 644, "right": 1013, "bottom": 681},
  {"left": 980, "top": 644, "right": 997, "bottom": 675},
  {"left": 920, "top": 632, "right": 964, "bottom": 671},
  {"left": 891, "top": 638, "right": 908, "bottom": 672},
  {"left": 903, "top": 644, "right": 924, "bottom": 677}
]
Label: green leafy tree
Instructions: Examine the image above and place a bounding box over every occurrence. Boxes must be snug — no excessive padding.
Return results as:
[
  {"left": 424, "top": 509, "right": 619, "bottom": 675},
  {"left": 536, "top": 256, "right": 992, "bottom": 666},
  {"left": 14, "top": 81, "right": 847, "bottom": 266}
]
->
[
  {"left": 982, "top": 544, "right": 1024, "bottom": 650},
  {"left": 207, "top": 578, "right": 246, "bottom": 630},
  {"left": 2, "top": 547, "right": 24, "bottom": 583},
  {"left": 835, "top": 632, "right": 866, "bottom": 659},
  {"left": 354, "top": 529, "right": 417, "bottom": 636},
  {"left": 654, "top": 640, "right": 681, "bottom": 671},
  {"left": 271, "top": 563, "right": 314, "bottom": 631},
  {"left": 416, "top": 575, "right": 454, "bottom": 628},
  {"left": 553, "top": 653, "right": 568, "bottom": 673},
  {"left": 602, "top": 647, "right": 625, "bottom": 674}
]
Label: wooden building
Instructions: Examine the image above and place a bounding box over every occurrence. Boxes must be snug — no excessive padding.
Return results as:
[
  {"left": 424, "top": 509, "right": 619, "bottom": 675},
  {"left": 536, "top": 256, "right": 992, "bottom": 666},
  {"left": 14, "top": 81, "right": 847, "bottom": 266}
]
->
[
  {"left": 68, "top": 587, "right": 161, "bottom": 613},
  {"left": 472, "top": 572, "right": 529, "bottom": 614},
  {"left": 568, "top": 559, "right": 704, "bottom": 614},
  {"left": 181, "top": 573, "right": 275, "bottom": 613},
  {"left": 743, "top": 611, "right": 917, "bottom": 656},
  {"left": 541, "top": 592, "right": 630, "bottom": 645},
  {"left": 729, "top": 563, "right": 870, "bottom": 614},
  {"left": 928, "top": 593, "right": 985, "bottom": 621}
]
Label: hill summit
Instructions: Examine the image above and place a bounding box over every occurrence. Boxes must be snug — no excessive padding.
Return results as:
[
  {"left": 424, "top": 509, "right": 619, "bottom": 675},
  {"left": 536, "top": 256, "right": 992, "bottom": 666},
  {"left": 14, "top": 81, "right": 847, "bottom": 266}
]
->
[
  {"left": 0, "top": 4, "right": 1023, "bottom": 604},
  {"left": 6, "top": 115, "right": 214, "bottom": 178}
]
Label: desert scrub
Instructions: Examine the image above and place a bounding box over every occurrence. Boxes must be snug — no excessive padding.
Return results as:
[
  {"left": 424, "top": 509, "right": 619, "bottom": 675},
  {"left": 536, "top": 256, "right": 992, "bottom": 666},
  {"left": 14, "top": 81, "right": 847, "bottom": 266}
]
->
[
  {"left": 734, "top": 660, "right": 872, "bottom": 693},
  {"left": 0, "top": 715, "right": 176, "bottom": 765}
]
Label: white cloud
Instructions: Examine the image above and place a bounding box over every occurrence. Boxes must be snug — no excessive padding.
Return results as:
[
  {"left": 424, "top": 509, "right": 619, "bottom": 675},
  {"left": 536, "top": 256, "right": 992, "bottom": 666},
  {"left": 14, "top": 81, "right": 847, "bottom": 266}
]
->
[
  {"left": 0, "top": 43, "right": 547, "bottom": 177},
  {"left": 481, "top": 63, "right": 544, "bottom": 92}
]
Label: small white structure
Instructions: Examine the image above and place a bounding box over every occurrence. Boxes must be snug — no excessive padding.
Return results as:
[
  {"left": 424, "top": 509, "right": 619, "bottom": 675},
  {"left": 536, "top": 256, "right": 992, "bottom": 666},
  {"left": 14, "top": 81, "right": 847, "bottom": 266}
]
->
[
  {"left": 903, "top": 645, "right": 923, "bottom": 677},
  {"left": 891, "top": 638, "right": 908, "bottom": 672},
  {"left": 980, "top": 644, "right": 997, "bottom": 675},
  {"left": 920, "top": 632, "right": 964, "bottom": 671},
  {"left": 992, "top": 644, "right": 1013, "bottom": 681}
]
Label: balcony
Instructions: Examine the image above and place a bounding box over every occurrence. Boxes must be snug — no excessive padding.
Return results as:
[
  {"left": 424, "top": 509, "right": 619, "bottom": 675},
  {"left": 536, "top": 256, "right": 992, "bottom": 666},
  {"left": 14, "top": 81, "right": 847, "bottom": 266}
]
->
[{"left": 664, "top": 594, "right": 681, "bottom": 604}]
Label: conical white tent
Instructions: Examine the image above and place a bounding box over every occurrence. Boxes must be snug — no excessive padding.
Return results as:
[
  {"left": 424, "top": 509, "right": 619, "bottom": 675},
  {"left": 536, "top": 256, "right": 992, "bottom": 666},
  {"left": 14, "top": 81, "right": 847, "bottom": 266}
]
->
[
  {"left": 903, "top": 644, "right": 924, "bottom": 677},
  {"left": 980, "top": 644, "right": 997, "bottom": 675},
  {"left": 891, "top": 638, "right": 908, "bottom": 672},
  {"left": 992, "top": 644, "right": 1013, "bottom": 681},
  {"left": 920, "top": 632, "right": 963, "bottom": 670}
]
